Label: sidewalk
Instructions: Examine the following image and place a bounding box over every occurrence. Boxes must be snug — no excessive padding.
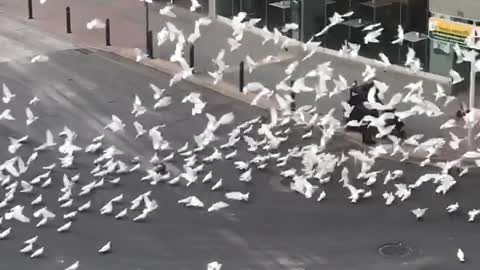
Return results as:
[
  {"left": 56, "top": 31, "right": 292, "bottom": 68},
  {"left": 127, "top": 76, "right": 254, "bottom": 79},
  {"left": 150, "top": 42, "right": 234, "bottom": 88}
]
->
[{"left": 1, "top": 0, "right": 475, "bottom": 163}]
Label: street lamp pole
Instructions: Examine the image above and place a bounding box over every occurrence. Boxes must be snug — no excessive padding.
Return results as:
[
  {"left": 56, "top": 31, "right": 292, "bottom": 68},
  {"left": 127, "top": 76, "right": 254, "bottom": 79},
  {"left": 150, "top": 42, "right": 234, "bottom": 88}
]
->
[{"left": 467, "top": 51, "right": 478, "bottom": 146}]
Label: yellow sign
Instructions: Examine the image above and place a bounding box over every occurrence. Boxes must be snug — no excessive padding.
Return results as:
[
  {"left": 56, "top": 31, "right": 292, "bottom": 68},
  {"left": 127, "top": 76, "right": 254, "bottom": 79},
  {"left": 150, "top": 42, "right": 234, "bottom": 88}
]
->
[
  {"left": 429, "top": 17, "right": 474, "bottom": 38},
  {"left": 428, "top": 17, "right": 480, "bottom": 48}
]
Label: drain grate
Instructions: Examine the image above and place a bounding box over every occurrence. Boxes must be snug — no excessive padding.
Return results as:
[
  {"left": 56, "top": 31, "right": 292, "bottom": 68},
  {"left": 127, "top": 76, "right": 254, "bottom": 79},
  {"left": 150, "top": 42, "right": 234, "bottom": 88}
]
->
[
  {"left": 74, "top": 48, "right": 94, "bottom": 55},
  {"left": 378, "top": 242, "right": 413, "bottom": 257}
]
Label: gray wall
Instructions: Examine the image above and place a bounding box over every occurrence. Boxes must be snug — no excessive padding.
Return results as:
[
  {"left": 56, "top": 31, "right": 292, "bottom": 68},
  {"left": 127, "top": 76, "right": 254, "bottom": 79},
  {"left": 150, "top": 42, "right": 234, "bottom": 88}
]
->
[{"left": 429, "top": 0, "right": 480, "bottom": 21}]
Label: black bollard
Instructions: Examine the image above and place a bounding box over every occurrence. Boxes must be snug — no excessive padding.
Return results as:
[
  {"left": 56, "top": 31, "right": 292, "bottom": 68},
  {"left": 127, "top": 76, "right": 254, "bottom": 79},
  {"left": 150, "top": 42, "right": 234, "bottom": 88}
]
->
[
  {"left": 290, "top": 80, "right": 296, "bottom": 111},
  {"left": 144, "top": 1, "right": 150, "bottom": 52},
  {"left": 189, "top": 43, "right": 195, "bottom": 70},
  {"left": 28, "top": 0, "right": 33, "bottom": 19},
  {"left": 66, "top": 7, "right": 72, "bottom": 34},
  {"left": 239, "top": 61, "right": 245, "bottom": 93},
  {"left": 147, "top": 30, "right": 154, "bottom": 59},
  {"left": 105, "top": 18, "right": 111, "bottom": 46}
]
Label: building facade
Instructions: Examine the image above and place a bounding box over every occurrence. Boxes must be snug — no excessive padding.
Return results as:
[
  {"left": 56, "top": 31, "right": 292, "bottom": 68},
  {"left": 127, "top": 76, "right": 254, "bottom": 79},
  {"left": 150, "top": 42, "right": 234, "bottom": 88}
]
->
[{"left": 210, "top": 0, "right": 479, "bottom": 93}]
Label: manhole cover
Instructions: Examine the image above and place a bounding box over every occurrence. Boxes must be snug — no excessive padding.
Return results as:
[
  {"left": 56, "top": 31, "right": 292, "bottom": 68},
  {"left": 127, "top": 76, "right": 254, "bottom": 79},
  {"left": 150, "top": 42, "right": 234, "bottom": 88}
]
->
[{"left": 378, "top": 242, "right": 412, "bottom": 257}]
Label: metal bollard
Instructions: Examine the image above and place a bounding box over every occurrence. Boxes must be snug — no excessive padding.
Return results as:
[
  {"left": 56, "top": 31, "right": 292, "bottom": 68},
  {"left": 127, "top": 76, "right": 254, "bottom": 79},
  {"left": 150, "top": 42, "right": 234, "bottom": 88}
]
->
[
  {"left": 66, "top": 7, "right": 72, "bottom": 34},
  {"left": 28, "top": 0, "right": 33, "bottom": 19},
  {"left": 189, "top": 43, "right": 195, "bottom": 70},
  {"left": 239, "top": 61, "right": 245, "bottom": 93},
  {"left": 147, "top": 30, "right": 154, "bottom": 59},
  {"left": 290, "top": 80, "right": 296, "bottom": 111},
  {"left": 105, "top": 18, "right": 111, "bottom": 46}
]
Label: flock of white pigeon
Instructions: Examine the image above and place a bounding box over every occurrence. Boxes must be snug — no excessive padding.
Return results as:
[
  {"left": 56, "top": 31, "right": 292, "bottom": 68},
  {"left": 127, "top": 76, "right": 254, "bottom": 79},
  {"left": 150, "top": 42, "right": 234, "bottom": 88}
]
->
[{"left": 13, "top": 0, "right": 480, "bottom": 267}]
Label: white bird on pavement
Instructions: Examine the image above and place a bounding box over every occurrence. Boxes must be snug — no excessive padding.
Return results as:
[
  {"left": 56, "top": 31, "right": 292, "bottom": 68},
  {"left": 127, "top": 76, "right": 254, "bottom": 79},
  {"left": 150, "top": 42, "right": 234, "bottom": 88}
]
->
[
  {"left": 115, "top": 208, "right": 127, "bottom": 219},
  {"left": 208, "top": 201, "right": 229, "bottom": 212},
  {"left": 86, "top": 18, "right": 105, "bottom": 30},
  {"left": 383, "top": 192, "right": 395, "bottom": 206},
  {"left": 457, "top": 248, "right": 465, "bottom": 262},
  {"left": 24, "top": 236, "right": 38, "bottom": 245},
  {"left": 2, "top": 83, "right": 15, "bottom": 103},
  {"left": 207, "top": 261, "right": 222, "bottom": 270},
  {"left": 468, "top": 209, "right": 480, "bottom": 222},
  {"left": 20, "top": 243, "right": 33, "bottom": 254},
  {"left": 0, "top": 227, "right": 11, "bottom": 239},
  {"left": 98, "top": 241, "right": 112, "bottom": 254},
  {"left": 159, "top": 5, "right": 176, "bottom": 17},
  {"left": 225, "top": 191, "right": 249, "bottom": 202},
  {"left": 57, "top": 221, "right": 72, "bottom": 232},
  {"left": 178, "top": 196, "right": 204, "bottom": 208},
  {"left": 377, "top": 53, "right": 391, "bottom": 67},
  {"left": 30, "top": 247, "right": 44, "bottom": 258},
  {"left": 411, "top": 208, "right": 428, "bottom": 220},
  {"left": 211, "top": 178, "right": 223, "bottom": 191},
  {"left": 317, "top": 191, "right": 326, "bottom": 202},
  {"left": 65, "top": 261, "right": 79, "bottom": 270},
  {"left": 446, "top": 202, "right": 459, "bottom": 213}
]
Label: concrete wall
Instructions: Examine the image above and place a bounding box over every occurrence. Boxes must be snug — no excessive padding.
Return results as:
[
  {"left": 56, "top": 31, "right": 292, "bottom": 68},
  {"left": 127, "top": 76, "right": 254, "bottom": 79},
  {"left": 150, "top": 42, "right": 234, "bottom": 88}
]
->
[{"left": 429, "top": 0, "right": 480, "bottom": 21}]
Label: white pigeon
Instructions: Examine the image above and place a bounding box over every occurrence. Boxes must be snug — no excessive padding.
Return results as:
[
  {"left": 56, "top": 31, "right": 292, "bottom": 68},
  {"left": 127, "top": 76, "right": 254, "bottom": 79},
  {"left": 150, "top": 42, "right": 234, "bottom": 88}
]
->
[
  {"left": 2, "top": 83, "right": 15, "bottom": 103},
  {"left": 29, "top": 96, "right": 40, "bottom": 105},
  {"left": 391, "top": 24, "right": 404, "bottom": 44},
  {"left": 133, "top": 121, "right": 146, "bottom": 139},
  {"left": 24, "top": 236, "right": 38, "bottom": 245},
  {"left": 31, "top": 55, "right": 49, "bottom": 63},
  {"left": 207, "top": 201, "right": 229, "bottom": 212},
  {"left": 211, "top": 178, "right": 223, "bottom": 191},
  {"left": 225, "top": 191, "right": 249, "bottom": 202},
  {"left": 207, "top": 261, "right": 222, "bottom": 270},
  {"left": 20, "top": 243, "right": 33, "bottom": 253},
  {"left": 114, "top": 208, "right": 127, "bottom": 219},
  {"left": 467, "top": 209, "right": 480, "bottom": 222},
  {"left": 86, "top": 18, "right": 105, "bottom": 30},
  {"left": 178, "top": 196, "right": 204, "bottom": 208},
  {"left": 65, "top": 261, "right": 79, "bottom": 270},
  {"left": 245, "top": 55, "right": 257, "bottom": 74},
  {"left": 0, "top": 227, "right": 11, "bottom": 239},
  {"left": 57, "top": 221, "right": 72, "bottom": 232},
  {"left": 190, "top": 0, "right": 201, "bottom": 12},
  {"left": 449, "top": 69, "right": 464, "bottom": 84},
  {"left": 25, "top": 107, "right": 38, "bottom": 126},
  {"left": 457, "top": 248, "right": 465, "bottom": 262},
  {"left": 362, "top": 65, "right": 376, "bottom": 82},
  {"left": 132, "top": 95, "right": 147, "bottom": 117},
  {"left": 364, "top": 28, "right": 383, "bottom": 44},
  {"left": 159, "top": 5, "right": 176, "bottom": 17},
  {"left": 8, "top": 135, "right": 28, "bottom": 154},
  {"left": 30, "top": 247, "right": 44, "bottom": 258},
  {"left": 317, "top": 191, "right": 326, "bottom": 202},
  {"left": 227, "top": 38, "right": 241, "bottom": 52},
  {"left": 105, "top": 115, "right": 125, "bottom": 132},
  {"left": 149, "top": 83, "right": 165, "bottom": 100},
  {"left": 98, "top": 241, "right": 111, "bottom": 254},
  {"left": 446, "top": 202, "right": 459, "bottom": 213},
  {"left": 281, "top": 23, "right": 298, "bottom": 33},
  {"left": 411, "top": 208, "right": 427, "bottom": 219},
  {"left": 0, "top": 109, "right": 15, "bottom": 120}
]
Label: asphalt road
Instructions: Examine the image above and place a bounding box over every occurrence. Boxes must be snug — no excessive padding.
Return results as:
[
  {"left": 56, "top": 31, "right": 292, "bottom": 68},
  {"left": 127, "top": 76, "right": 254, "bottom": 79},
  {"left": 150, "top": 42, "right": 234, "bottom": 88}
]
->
[{"left": 1, "top": 15, "right": 480, "bottom": 270}]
